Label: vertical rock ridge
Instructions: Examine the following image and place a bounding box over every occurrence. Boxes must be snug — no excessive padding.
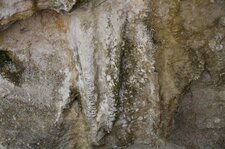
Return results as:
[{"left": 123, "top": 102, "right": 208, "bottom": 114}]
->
[{"left": 67, "top": 0, "right": 160, "bottom": 146}]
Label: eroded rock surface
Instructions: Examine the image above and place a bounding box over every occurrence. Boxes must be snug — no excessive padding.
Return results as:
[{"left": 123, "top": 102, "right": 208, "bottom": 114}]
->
[
  {"left": 0, "top": 0, "right": 77, "bottom": 30},
  {"left": 0, "top": 0, "right": 225, "bottom": 149}
]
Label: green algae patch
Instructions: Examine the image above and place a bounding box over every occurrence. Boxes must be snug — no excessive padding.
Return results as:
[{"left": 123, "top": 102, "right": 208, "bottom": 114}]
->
[{"left": 0, "top": 50, "right": 25, "bottom": 86}]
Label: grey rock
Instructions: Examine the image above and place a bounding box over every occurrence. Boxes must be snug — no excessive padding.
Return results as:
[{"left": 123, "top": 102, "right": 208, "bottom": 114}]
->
[
  {"left": 0, "top": 0, "right": 77, "bottom": 29},
  {"left": 0, "top": 0, "right": 225, "bottom": 149}
]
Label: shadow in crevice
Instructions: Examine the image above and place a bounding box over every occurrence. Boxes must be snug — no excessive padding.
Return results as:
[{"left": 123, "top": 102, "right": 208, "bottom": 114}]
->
[{"left": 0, "top": 50, "right": 25, "bottom": 86}]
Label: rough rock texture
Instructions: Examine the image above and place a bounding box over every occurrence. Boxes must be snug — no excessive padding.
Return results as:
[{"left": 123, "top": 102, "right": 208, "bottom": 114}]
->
[
  {"left": 0, "top": 0, "right": 225, "bottom": 149},
  {"left": 0, "top": 0, "right": 77, "bottom": 30}
]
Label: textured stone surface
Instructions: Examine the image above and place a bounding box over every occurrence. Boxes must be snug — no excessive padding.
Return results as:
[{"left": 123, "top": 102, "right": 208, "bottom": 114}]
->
[
  {"left": 0, "top": 0, "right": 77, "bottom": 30},
  {"left": 0, "top": 0, "right": 225, "bottom": 148}
]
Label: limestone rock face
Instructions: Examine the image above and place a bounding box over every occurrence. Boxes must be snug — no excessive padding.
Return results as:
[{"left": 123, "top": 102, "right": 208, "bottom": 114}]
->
[
  {"left": 0, "top": 0, "right": 225, "bottom": 149},
  {"left": 0, "top": 0, "right": 77, "bottom": 30}
]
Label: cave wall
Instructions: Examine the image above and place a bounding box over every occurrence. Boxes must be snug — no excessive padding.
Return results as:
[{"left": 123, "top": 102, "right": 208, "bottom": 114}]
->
[{"left": 0, "top": 0, "right": 225, "bottom": 149}]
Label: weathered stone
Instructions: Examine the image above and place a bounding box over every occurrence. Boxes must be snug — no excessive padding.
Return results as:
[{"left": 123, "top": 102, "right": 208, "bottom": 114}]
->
[
  {"left": 0, "top": 0, "right": 77, "bottom": 30},
  {"left": 0, "top": 0, "right": 225, "bottom": 148}
]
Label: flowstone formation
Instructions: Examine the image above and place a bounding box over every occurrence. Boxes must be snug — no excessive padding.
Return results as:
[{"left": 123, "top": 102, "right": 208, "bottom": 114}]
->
[{"left": 0, "top": 0, "right": 225, "bottom": 149}]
